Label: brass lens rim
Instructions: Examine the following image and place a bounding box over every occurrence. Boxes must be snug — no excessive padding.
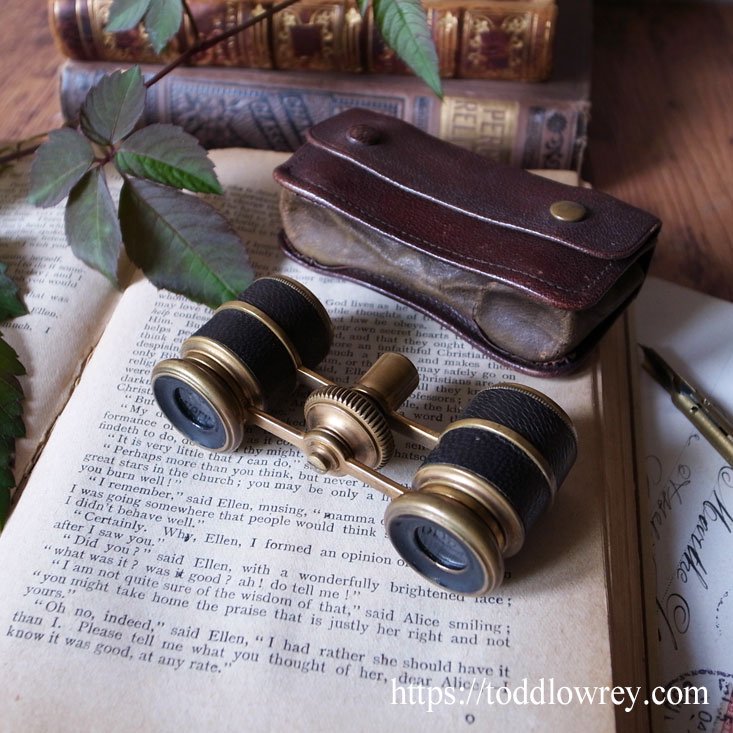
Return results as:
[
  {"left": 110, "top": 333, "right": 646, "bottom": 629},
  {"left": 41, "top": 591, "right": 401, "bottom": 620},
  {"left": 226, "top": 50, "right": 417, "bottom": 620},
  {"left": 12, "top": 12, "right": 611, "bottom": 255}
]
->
[
  {"left": 412, "top": 463, "right": 525, "bottom": 557},
  {"left": 181, "top": 336, "right": 265, "bottom": 410},
  {"left": 151, "top": 357, "right": 243, "bottom": 452},
  {"left": 422, "top": 483, "right": 507, "bottom": 554},
  {"left": 385, "top": 492, "right": 503, "bottom": 596}
]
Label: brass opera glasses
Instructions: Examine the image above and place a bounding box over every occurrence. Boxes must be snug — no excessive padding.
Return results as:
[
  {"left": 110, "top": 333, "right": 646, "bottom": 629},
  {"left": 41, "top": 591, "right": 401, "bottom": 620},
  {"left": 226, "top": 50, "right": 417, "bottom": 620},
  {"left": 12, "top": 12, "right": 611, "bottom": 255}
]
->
[{"left": 151, "top": 277, "right": 577, "bottom": 596}]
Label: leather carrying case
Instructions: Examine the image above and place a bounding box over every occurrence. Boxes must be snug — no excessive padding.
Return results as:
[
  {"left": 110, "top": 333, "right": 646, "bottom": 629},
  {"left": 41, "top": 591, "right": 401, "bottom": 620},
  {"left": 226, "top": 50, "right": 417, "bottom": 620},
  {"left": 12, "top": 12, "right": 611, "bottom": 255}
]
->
[{"left": 273, "top": 109, "right": 661, "bottom": 375}]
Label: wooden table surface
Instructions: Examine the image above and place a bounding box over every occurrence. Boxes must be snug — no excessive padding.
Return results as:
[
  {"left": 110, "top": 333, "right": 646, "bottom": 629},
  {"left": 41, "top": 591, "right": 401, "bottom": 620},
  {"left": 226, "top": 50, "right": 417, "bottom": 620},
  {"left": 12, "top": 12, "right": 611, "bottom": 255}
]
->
[{"left": 1, "top": 1, "right": 731, "bottom": 301}]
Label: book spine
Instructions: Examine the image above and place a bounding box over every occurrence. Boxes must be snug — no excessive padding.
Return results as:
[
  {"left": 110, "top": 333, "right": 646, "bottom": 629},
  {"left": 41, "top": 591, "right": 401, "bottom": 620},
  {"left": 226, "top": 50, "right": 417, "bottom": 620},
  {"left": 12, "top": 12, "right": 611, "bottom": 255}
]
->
[
  {"left": 59, "top": 61, "right": 588, "bottom": 169},
  {"left": 49, "top": 0, "right": 556, "bottom": 81}
]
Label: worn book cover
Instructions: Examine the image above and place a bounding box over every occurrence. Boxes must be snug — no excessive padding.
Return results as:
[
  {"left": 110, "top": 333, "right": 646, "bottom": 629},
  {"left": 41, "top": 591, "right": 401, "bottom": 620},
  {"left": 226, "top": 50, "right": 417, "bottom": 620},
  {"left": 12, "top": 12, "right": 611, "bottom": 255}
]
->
[
  {"left": 50, "top": 0, "right": 557, "bottom": 81},
  {"left": 57, "top": 0, "right": 589, "bottom": 169}
]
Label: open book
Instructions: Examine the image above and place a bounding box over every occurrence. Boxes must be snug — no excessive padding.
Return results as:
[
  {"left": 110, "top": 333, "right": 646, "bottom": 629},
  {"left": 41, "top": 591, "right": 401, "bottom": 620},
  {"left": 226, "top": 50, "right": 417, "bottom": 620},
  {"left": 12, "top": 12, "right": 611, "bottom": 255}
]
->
[{"left": 0, "top": 150, "right": 649, "bottom": 731}]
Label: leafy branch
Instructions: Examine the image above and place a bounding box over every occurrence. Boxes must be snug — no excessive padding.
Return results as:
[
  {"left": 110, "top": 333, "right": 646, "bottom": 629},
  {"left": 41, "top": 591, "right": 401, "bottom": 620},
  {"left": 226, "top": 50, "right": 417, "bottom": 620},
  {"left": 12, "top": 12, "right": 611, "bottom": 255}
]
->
[
  {"left": 0, "top": 134, "right": 48, "bottom": 171},
  {"left": 0, "top": 0, "right": 441, "bottom": 525},
  {"left": 29, "top": 66, "right": 251, "bottom": 304},
  {"left": 143, "top": 0, "right": 304, "bottom": 87},
  {"left": 0, "top": 267, "right": 27, "bottom": 528},
  {"left": 108, "top": 0, "right": 441, "bottom": 94},
  {"left": 26, "top": 0, "right": 441, "bottom": 305}
]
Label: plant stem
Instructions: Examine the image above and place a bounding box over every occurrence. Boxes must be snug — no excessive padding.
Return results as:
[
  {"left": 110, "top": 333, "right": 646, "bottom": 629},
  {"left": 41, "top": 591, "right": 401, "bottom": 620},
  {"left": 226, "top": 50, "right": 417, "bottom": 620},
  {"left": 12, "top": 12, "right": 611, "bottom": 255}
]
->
[
  {"left": 0, "top": 146, "right": 38, "bottom": 167},
  {"left": 2, "top": 0, "right": 302, "bottom": 166},
  {"left": 145, "top": 0, "right": 302, "bottom": 88},
  {"left": 180, "top": 0, "right": 200, "bottom": 42},
  {"left": 0, "top": 133, "right": 48, "bottom": 168}
]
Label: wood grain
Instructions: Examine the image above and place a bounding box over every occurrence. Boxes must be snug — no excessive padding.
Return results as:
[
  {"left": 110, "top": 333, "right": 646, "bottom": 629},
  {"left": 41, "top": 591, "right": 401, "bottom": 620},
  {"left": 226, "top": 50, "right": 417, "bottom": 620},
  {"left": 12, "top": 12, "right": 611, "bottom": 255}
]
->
[
  {"left": 0, "top": 2, "right": 65, "bottom": 142},
  {"left": 590, "top": 3, "right": 733, "bottom": 301},
  {"left": 0, "top": 0, "right": 731, "bottom": 300}
]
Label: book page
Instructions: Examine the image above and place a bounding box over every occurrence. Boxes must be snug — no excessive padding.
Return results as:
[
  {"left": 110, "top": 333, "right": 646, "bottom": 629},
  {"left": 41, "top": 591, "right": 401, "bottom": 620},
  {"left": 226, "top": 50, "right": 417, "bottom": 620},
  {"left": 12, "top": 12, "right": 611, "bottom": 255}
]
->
[
  {"left": 0, "top": 149, "right": 619, "bottom": 731},
  {"left": 634, "top": 278, "right": 733, "bottom": 732},
  {"left": 0, "top": 161, "right": 125, "bottom": 485}
]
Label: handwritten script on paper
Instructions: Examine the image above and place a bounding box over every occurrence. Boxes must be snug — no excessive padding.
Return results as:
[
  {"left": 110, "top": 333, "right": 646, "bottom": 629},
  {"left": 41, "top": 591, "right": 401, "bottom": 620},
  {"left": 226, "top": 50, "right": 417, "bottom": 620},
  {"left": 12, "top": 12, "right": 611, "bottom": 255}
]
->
[{"left": 635, "top": 278, "right": 733, "bottom": 732}]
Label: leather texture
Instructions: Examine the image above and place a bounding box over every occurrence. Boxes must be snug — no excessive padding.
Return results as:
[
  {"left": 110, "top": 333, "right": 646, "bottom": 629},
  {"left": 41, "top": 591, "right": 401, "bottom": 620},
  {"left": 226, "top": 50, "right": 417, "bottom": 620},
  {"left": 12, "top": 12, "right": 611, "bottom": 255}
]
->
[
  {"left": 459, "top": 387, "right": 577, "bottom": 487},
  {"left": 423, "top": 427, "right": 551, "bottom": 532},
  {"left": 239, "top": 278, "right": 332, "bottom": 369},
  {"left": 194, "top": 308, "right": 297, "bottom": 405},
  {"left": 274, "top": 109, "right": 661, "bottom": 374}
]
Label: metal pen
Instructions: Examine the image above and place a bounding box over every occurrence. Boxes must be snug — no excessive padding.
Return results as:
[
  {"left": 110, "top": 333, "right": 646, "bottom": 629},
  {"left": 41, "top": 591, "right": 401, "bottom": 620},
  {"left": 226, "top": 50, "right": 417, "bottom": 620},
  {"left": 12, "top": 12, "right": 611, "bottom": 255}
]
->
[{"left": 639, "top": 344, "right": 733, "bottom": 467}]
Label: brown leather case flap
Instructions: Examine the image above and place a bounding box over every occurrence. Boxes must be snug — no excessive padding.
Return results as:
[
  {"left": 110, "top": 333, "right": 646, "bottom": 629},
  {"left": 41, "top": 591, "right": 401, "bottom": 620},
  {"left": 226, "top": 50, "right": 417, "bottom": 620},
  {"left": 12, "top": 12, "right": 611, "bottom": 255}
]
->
[
  {"left": 274, "top": 109, "right": 661, "bottom": 374},
  {"left": 274, "top": 108, "right": 660, "bottom": 312}
]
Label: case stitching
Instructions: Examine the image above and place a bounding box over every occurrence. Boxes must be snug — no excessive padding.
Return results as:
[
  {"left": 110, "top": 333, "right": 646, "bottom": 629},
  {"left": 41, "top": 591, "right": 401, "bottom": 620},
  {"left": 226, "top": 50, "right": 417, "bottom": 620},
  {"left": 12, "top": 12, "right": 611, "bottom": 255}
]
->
[{"left": 292, "top": 180, "right": 617, "bottom": 297}]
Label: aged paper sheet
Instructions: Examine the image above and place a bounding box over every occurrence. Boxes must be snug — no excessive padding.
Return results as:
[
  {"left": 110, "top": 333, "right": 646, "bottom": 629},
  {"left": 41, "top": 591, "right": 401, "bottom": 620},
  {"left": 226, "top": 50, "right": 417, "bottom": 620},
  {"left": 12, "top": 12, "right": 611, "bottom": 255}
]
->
[
  {"left": 0, "top": 161, "right": 123, "bottom": 483},
  {"left": 635, "top": 277, "right": 733, "bottom": 732}
]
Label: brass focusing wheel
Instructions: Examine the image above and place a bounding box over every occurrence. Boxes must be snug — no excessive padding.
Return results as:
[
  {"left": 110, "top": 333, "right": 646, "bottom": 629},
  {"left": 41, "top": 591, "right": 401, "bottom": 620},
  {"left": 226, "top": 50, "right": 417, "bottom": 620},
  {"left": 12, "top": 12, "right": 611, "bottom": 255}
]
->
[
  {"left": 301, "top": 351, "right": 420, "bottom": 473},
  {"left": 151, "top": 277, "right": 578, "bottom": 596},
  {"left": 303, "top": 386, "right": 395, "bottom": 473}
]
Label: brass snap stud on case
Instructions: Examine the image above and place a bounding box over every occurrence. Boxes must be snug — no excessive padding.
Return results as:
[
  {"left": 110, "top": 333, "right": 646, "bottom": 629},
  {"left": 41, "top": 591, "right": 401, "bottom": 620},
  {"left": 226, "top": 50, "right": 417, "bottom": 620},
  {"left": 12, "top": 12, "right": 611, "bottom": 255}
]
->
[{"left": 549, "top": 200, "right": 587, "bottom": 222}]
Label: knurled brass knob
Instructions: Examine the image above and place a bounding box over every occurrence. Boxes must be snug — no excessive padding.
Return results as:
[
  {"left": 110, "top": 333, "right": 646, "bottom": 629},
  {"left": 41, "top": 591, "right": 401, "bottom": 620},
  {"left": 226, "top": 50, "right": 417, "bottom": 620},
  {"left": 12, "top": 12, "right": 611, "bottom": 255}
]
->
[{"left": 303, "top": 385, "right": 394, "bottom": 472}]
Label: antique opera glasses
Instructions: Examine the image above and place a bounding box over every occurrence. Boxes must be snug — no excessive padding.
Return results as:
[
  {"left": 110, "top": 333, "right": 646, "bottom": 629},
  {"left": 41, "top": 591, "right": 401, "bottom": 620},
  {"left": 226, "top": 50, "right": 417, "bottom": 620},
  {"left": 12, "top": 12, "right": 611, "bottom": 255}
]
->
[{"left": 152, "top": 277, "right": 577, "bottom": 596}]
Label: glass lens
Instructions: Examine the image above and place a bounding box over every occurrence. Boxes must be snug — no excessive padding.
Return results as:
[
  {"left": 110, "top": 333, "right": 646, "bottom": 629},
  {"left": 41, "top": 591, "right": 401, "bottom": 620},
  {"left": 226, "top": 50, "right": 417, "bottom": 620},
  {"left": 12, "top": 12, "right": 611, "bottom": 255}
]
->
[
  {"left": 414, "top": 523, "right": 469, "bottom": 571},
  {"left": 173, "top": 385, "right": 218, "bottom": 431}
]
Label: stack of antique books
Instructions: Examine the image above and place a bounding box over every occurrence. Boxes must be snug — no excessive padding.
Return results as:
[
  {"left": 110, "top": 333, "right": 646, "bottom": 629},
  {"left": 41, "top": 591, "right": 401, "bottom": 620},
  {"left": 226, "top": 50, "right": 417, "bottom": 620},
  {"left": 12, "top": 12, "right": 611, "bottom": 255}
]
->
[{"left": 51, "top": 0, "right": 590, "bottom": 169}]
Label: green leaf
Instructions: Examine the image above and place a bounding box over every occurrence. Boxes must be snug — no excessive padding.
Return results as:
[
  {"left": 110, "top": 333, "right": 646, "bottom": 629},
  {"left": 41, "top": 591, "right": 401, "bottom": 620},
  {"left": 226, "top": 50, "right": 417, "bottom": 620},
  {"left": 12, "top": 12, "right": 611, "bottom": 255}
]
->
[
  {"left": 0, "top": 264, "right": 27, "bottom": 322},
  {"left": 0, "top": 418, "right": 23, "bottom": 442},
  {"left": 106, "top": 0, "right": 152, "bottom": 32},
  {"left": 0, "top": 370, "right": 23, "bottom": 400},
  {"left": 0, "top": 333, "right": 25, "bottom": 529},
  {"left": 79, "top": 67, "right": 146, "bottom": 146},
  {"left": 372, "top": 0, "right": 442, "bottom": 97},
  {"left": 0, "top": 476, "right": 10, "bottom": 529},
  {"left": 119, "top": 177, "right": 252, "bottom": 306},
  {"left": 0, "top": 339, "right": 25, "bottom": 377},
  {"left": 116, "top": 124, "right": 222, "bottom": 194},
  {"left": 65, "top": 168, "right": 124, "bottom": 284},
  {"left": 0, "top": 395, "right": 23, "bottom": 440},
  {"left": 0, "top": 344, "right": 25, "bottom": 384},
  {"left": 144, "top": 0, "right": 184, "bottom": 54},
  {"left": 357, "top": 0, "right": 370, "bottom": 13},
  {"left": 28, "top": 129, "right": 95, "bottom": 208}
]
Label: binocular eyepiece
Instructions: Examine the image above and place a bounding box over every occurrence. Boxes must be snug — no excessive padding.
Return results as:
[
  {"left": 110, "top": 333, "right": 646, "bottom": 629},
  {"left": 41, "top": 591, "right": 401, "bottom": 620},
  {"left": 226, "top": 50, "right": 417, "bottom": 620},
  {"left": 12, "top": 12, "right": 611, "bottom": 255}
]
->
[{"left": 152, "top": 277, "right": 577, "bottom": 596}]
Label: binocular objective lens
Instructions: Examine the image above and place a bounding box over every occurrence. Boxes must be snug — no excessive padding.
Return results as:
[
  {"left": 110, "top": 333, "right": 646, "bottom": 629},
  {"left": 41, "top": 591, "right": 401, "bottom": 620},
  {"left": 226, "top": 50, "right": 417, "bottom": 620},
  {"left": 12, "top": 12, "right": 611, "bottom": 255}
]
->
[
  {"left": 414, "top": 523, "right": 469, "bottom": 571},
  {"left": 152, "top": 374, "right": 229, "bottom": 450},
  {"left": 385, "top": 495, "right": 497, "bottom": 595},
  {"left": 173, "top": 385, "right": 218, "bottom": 431}
]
